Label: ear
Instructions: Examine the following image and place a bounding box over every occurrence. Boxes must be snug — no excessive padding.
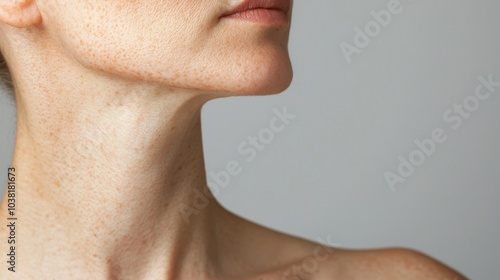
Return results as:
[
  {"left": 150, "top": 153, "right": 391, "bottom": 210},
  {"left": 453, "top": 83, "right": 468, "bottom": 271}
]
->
[{"left": 0, "top": 0, "right": 42, "bottom": 28}]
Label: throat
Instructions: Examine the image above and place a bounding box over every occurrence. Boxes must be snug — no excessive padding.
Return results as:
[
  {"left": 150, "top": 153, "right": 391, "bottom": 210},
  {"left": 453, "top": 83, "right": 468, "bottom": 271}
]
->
[{"left": 3, "top": 92, "right": 231, "bottom": 278}]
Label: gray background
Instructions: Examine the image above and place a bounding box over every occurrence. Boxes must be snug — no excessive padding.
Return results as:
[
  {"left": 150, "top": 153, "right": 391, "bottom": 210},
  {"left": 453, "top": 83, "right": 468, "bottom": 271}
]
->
[{"left": 1, "top": 0, "right": 499, "bottom": 279}]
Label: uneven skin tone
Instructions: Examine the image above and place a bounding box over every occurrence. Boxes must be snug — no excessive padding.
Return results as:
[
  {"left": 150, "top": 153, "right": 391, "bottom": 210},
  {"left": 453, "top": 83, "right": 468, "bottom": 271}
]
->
[{"left": 0, "top": 0, "right": 467, "bottom": 279}]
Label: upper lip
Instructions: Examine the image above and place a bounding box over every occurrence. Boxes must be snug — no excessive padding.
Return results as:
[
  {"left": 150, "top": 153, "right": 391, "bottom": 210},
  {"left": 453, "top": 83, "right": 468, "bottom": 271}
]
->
[{"left": 221, "top": 0, "right": 291, "bottom": 17}]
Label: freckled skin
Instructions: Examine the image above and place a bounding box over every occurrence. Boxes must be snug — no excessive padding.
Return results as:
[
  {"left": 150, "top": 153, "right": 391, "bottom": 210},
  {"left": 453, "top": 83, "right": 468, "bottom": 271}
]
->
[
  {"left": 39, "top": 0, "right": 293, "bottom": 95},
  {"left": 0, "top": 1, "right": 468, "bottom": 279}
]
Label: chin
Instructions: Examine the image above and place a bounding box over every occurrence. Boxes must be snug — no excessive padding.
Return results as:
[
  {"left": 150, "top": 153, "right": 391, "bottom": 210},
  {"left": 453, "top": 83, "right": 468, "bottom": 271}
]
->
[
  {"left": 237, "top": 70, "right": 293, "bottom": 96},
  {"left": 226, "top": 55, "right": 294, "bottom": 96}
]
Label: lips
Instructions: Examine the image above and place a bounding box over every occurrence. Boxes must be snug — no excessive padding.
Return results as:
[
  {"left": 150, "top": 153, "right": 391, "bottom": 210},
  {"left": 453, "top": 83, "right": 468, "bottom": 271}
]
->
[{"left": 222, "top": 0, "right": 291, "bottom": 17}]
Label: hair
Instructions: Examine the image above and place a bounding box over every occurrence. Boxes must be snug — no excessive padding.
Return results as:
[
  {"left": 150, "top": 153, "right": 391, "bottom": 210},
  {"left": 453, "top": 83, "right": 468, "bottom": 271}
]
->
[{"left": 0, "top": 50, "right": 15, "bottom": 100}]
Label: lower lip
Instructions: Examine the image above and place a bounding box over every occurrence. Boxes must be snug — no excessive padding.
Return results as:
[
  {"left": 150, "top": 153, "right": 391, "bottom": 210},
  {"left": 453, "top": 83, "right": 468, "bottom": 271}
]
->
[{"left": 222, "top": 8, "right": 288, "bottom": 25}]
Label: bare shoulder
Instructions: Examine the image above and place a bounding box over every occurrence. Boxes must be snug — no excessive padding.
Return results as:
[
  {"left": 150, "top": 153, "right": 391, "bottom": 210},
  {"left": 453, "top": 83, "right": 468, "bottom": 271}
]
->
[
  {"left": 231, "top": 219, "right": 468, "bottom": 280},
  {"left": 317, "top": 247, "right": 469, "bottom": 280}
]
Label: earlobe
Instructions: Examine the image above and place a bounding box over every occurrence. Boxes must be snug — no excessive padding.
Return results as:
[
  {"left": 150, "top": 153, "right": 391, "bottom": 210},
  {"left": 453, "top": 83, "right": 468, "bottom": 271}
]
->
[{"left": 0, "top": 0, "right": 42, "bottom": 28}]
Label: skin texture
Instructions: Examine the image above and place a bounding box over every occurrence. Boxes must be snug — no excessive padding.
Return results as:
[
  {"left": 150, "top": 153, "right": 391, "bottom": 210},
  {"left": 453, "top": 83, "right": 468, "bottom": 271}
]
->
[{"left": 0, "top": 0, "right": 468, "bottom": 279}]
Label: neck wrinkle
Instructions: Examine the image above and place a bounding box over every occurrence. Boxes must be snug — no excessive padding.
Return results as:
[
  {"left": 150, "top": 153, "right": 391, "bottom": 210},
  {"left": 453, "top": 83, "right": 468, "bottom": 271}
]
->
[{"left": 5, "top": 86, "right": 227, "bottom": 279}]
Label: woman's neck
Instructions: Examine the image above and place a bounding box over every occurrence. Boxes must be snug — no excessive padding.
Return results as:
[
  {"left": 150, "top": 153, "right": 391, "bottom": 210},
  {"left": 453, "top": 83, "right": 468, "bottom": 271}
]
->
[{"left": 0, "top": 60, "right": 241, "bottom": 278}]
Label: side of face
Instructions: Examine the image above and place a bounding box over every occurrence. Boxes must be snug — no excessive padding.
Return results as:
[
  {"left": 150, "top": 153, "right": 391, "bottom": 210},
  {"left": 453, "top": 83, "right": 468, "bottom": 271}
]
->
[{"left": 36, "top": 0, "right": 293, "bottom": 96}]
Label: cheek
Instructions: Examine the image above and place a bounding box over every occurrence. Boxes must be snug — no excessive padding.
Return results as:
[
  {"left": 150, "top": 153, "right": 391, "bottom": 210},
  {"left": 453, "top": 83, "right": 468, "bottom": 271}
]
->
[{"left": 46, "top": 1, "right": 212, "bottom": 84}]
